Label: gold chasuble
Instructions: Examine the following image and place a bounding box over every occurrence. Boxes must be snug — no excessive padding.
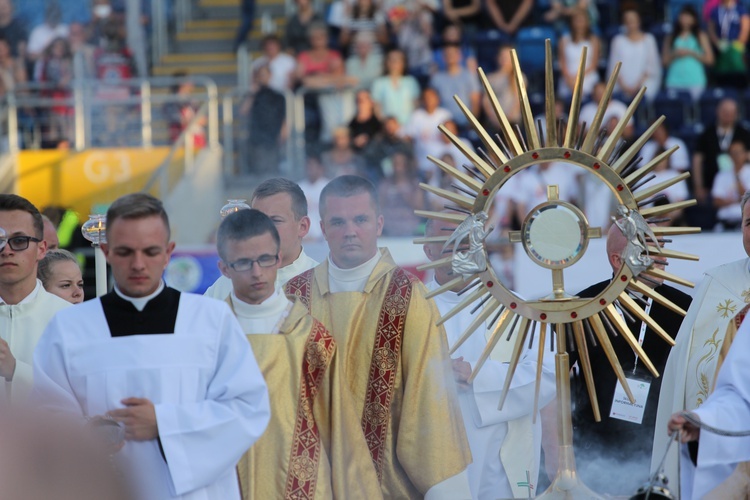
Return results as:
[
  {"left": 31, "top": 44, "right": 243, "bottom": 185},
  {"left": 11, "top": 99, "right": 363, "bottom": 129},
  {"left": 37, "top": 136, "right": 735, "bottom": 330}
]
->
[
  {"left": 285, "top": 249, "right": 471, "bottom": 498},
  {"left": 235, "top": 298, "right": 383, "bottom": 500}
]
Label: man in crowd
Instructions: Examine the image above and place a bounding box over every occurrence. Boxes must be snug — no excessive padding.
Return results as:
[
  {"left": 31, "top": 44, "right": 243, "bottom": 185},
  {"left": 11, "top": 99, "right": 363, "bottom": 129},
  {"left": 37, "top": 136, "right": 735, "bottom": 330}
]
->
[
  {"left": 655, "top": 191, "right": 750, "bottom": 496},
  {"left": 422, "top": 217, "right": 555, "bottom": 499},
  {"left": 285, "top": 175, "right": 472, "bottom": 498},
  {"left": 217, "top": 208, "right": 382, "bottom": 499},
  {"left": 205, "top": 178, "right": 318, "bottom": 299},
  {"left": 42, "top": 215, "right": 59, "bottom": 250},
  {"left": 32, "top": 193, "right": 270, "bottom": 500},
  {"left": 574, "top": 224, "right": 691, "bottom": 495},
  {"left": 0, "top": 194, "right": 70, "bottom": 403}
]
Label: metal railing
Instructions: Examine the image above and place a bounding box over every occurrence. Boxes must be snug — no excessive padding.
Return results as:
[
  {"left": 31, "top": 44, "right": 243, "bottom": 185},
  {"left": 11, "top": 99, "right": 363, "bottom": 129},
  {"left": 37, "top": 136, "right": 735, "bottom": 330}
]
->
[{"left": 3, "top": 74, "right": 219, "bottom": 152}]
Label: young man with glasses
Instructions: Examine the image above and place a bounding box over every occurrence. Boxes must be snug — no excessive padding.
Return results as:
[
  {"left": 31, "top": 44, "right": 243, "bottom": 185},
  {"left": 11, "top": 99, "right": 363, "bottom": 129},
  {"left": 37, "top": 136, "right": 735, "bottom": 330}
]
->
[
  {"left": 205, "top": 178, "right": 318, "bottom": 300},
  {"left": 0, "top": 194, "right": 70, "bottom": 403},
  {"left": 218, "top": 208, "right": 382, "bottom": 499},
  {"left": 32, "top": 193, "right": 270, "bottom": 500}
]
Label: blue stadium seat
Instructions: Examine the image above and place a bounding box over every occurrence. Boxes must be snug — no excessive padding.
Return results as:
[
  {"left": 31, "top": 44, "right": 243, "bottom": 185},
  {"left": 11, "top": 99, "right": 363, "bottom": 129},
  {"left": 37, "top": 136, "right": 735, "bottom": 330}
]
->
[
  {"left": 699, "top": 87, "right": 741, "bottom": 123},
  {"left": 652, "top": 89, "right": 694, "bottom": 131},
  {"left": 515, "top": 26, "right": 556, "bottom": 81},
  {"left": 472, "top": 30, "right": 511, "bottom": 74},
  {"left": 668, "top": 0, "right": 705, "bottom": 23}
]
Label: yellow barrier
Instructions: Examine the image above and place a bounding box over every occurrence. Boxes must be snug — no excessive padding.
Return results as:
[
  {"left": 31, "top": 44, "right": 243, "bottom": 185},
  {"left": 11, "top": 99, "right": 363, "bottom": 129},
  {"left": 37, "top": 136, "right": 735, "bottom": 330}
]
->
[{"left": 16, "top": 147, "right": 186, "bottom": 218}]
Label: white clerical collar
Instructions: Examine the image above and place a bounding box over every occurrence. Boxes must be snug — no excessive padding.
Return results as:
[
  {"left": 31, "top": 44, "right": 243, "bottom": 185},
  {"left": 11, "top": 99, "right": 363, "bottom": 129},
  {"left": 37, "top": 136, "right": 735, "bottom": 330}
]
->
[
  {"left": 328, "top": 251, "right": 381, "bottom": 284},
  {"left": 114, "top": 281, "right": 165, "bottom": 312},
  {"left": 0, "top": 279, "right": 42, "bottom": 305},
  {"left": 231, "top": 287, "right": 291, "bottom": 319}
]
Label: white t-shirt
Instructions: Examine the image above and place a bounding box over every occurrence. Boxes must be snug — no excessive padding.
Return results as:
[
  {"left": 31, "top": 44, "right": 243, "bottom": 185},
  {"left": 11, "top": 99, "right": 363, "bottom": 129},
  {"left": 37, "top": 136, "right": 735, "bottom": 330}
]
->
[
  {"left": 403, "top": 107, "right": 453, "bottom": 172},
  {"left": 27, "top": 24, "right": 70, "bottom": 57},
  {"left": 579, "top": 98, "right": 631, "bottom": 133},
  {"left": 639, "top": 137, "right": 690, "bottom": 172},
  {"left": 641, "top": 169, "right": 689, "bottom": 205},
  {"left": 712, "top": 165, "right": 750, "bottom": 223},
  {"left": 251, "top": 53, "right": 296, "bottom": 93}
]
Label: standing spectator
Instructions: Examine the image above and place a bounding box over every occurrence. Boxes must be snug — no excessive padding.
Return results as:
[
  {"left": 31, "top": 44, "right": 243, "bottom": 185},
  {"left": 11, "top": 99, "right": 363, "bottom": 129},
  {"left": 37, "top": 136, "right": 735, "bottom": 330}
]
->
[
  {"left": 233, "top": 0, "right": 255, "bottom": 52},
  {"left": 339, "top": 0, "right": 388, "bottom": 54},
  {"left": 87, "top": 0, "right": 125, "bottom": 49},
  {"left": 558, "top": 8, "right": 600, "bottom": 99},
  {"left": 0, "top": 0, "right": 26, "bottom": 59},
  {"left": 482, "top": 44, "right": 524, "bottom": 127},
  {"left": 579, "top": 81, "right": 633, "bottom": 136},
  {"left": 692, "top": 98, "right": 750, "bottom": 214},
  {"left": 344, "top": 30, "right": 383, "bottom": 90},
  {"left": 639, "top": 150, "right": 690, "bottom": 225},
  {"left": 296, "top": 22, "right": 356, "bottom": 143},
  {"left": 251, "top": 34, "right": 296, "bottom": 92},
  {"left": 403, "top": 87, "right": 452, "bottom": 175},
  {"left": 485, "top": 0, "right": 533, "bottom": 36},
  {"left": 92, "top": 19, "right": 135, "bottom": 100},
  {"left": 712, "top": 139, "right": 750, "bottom": 229},
  {"left": 432, "top": 24, "right": 478, "bottom": 75},
  {"left": 348, "top": 89, "right": 382, "bottom": 153},
  {"left": 441, "top": 0, "right": 481, "bottom": 34},
  {"left": 607, "top": 8, "right": 661, "bottom": 100},
  {"left": 543, "top": 0, "right": 598, "bottom": 29},
  {"left": 371, "top": 48, "right": 420, "bottom": 125},
  {"left": 430, "top": 44, "right": 480, "bottom": 131},
  {"left": 34, "top": 38, "right": 74, "bottom": 147},
  {"left": 0, "top": 37, "right": 26, "bottom": 99},
  {"left": 298, "top": 152, "right": 330, "bottom": 241},
  {"left": 245, "top": 65, "right": 286, "bottom": 174},
  {"left": 285, "top": 0, "right": 323, "bottom": 55},
  {"left": 379, "top": 151, "right": 426, "bottom": 236},
  {"left": 639, "top": 122, "right": 690, "bottom": 172},
  {"left": 707, "top": 0, "right": 750, "bottom": 88},
  {"left": 26, "top": 2, "right": 68, "bottom": 63},
  {"left": 322, "top": 127, "right": 364, "bottom": 176},
  {"left": 362, "top": 115, "right": 413, "bottom": 179},
  {"left": 164, "top": 74, "right": 207, "bottom": 147},
  {"left": 663, "top": 5, "right": 714, "bottom": 100},
  {"left": 68, "top": 22, "right": 96, "bottom": 77},
  {"left": 388, "top": 0, "right": 434, "bottom": 77}
]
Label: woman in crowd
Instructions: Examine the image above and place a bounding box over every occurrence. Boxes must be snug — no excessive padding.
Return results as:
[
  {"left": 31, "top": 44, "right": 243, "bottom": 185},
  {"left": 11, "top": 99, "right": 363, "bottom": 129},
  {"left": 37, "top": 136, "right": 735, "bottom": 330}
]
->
[
  {"left": 482, "top": 44, "right": 524, "bottom": 128},
  {"left": 558, "top": 8, "right": 600, "bottom": 99},
  {"left": 37, "top": 249, "right": 84, "bottom": 304},
  {"left": 339, "top": 0, "right": 388, "bottom": 54},
  {"left": 663, "top": 5, "right": 714, "bottom": 100},
  {"left": 371, "top": 48, "right": 420, "bottom": 125},
  {"left": 607, "top": 8, "right": 661, "bottom": 100},
  {"left": 285, "top": 0, "right": 324, "bottom": 55}
]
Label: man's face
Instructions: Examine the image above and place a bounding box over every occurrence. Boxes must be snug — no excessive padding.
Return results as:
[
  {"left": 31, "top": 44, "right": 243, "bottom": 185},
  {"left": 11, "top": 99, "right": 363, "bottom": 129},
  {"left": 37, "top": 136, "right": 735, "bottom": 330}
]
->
[
  {"left": 423, "top": 221, "right": 460, "bottom": 288},
  {"left": 219, "top": 232, "right": 279, "bottom": 305},
  {"left": 252, "top": 193, "right": 309, "bottom": 266},
  {"left": 321, "top": 192, "right": 383, "bottom": 269},
  {"left": 718, "top": 101, "right": 738, "bottom": 127},
  {"left": 43, "top": 218, "right": 59, "bottom": 249},
  {"left": 0, "top": 210, "right": 46, "bottom": 289},
  {"left": 102, "top": 215, "right": 174, "bottom": 298},
  {"left": 742, "top": 202, "right": 750, "bottom": 258}
]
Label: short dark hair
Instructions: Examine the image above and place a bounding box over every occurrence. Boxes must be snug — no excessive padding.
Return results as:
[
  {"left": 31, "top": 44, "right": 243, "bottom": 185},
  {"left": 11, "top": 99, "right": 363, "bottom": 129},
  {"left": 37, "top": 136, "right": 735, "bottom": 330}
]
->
[
  {"left": 216, "top": 209, "right": 280, "bottom": 261},
  {"left": 106, "top": 193, "right": 170, "bottom": 239},
  {"left": 0, "top": 194, "right": 43, "bottom": 238},
  {"left": 320, "top": 175, "right": 380, "bottom": 217},
  {"left": 37, "top": 248, "right": 79, "bottom": 287},
  {"left": 252, "top": 178, "right": 308, "bottom": 220}
]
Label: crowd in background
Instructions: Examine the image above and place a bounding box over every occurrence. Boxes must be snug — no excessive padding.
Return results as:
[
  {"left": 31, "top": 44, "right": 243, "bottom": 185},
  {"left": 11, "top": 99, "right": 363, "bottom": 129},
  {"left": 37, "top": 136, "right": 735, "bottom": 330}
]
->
[{"left": 239, "top": 0, "right": 750, "bottom": 244}]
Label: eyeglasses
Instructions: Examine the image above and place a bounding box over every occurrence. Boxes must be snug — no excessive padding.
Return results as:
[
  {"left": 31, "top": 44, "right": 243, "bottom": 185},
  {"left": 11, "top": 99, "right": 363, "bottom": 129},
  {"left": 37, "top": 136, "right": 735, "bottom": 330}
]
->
[
  {"left": 226, "top": 254, "right": 279, "bottom": 272},
  {"left": 0, "top": 236, "right": 42, "bottom": 251}
]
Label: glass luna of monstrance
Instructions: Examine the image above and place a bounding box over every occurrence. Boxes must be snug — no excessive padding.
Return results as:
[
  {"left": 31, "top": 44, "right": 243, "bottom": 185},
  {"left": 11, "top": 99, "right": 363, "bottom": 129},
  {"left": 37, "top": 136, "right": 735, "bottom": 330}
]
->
[{"left": 415, "top": 40, "right": 699, "bottom": 499}]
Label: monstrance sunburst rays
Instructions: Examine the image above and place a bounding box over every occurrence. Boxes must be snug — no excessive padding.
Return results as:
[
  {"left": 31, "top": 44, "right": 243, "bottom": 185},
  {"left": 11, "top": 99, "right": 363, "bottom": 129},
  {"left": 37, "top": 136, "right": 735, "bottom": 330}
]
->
[{"left": 414, "top": 40, "right": 700, "bottom": 498}]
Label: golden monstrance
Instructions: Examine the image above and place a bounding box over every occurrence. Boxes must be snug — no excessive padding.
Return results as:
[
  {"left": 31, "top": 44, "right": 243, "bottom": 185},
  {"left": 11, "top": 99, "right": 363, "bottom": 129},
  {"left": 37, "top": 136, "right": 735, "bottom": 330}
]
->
[{"left": 416, "top": 40, "right": 700, "bottom": 499}]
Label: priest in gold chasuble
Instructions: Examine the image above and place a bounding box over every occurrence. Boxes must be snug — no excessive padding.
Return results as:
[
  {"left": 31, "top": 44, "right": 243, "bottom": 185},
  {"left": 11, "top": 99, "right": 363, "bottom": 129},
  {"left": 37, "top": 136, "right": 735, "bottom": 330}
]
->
[
  {"left": 285, "top": 176, "right": 472, "bottom": 499},
  {"left": 217, "top": 209, "right": 382, "bottom": 500}
]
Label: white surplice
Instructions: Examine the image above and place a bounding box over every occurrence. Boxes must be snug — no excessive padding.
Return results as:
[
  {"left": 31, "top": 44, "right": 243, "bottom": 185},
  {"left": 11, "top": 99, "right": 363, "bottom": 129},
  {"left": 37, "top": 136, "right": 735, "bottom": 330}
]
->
[
  {"left": 204, "top": 248, "right": 319, "bottom": 300},
  {"left": 653, "top": 258, "right": 750, "bottom": 494},
  {"left": 427, "top": 280, "right": 556, "bottom": 499},
  {"left": 0, "top": 279, "right": 70, "bottom": 403},
  {"left": 682, "top": 314, "right": 750, "bottom": 499},
  {"left": 32, "top": 292, "right": 271, "bottom": 500}
]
